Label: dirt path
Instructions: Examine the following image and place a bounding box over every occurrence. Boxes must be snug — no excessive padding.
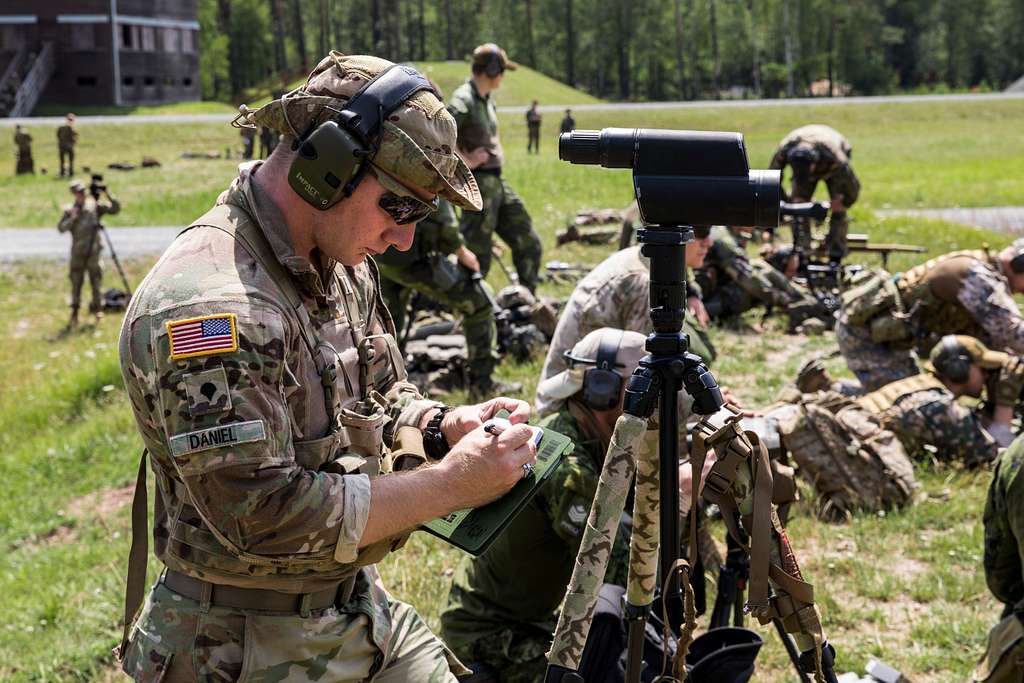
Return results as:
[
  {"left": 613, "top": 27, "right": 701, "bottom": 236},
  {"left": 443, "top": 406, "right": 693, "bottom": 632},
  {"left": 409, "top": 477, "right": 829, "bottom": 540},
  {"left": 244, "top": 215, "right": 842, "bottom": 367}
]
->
[{"left": 0, "top": 226, "right": 178, "bottom": 261}]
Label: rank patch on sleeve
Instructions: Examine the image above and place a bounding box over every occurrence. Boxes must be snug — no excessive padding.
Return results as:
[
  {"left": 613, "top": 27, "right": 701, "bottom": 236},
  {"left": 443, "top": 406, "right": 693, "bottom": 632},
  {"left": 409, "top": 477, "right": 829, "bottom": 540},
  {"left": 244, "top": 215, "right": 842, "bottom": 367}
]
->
[
  {"left": 168, "top": 420, "right": 267, "bottom": 457},
  {"left": 167, "top": 314, "right": 238, "bottom": 360}
]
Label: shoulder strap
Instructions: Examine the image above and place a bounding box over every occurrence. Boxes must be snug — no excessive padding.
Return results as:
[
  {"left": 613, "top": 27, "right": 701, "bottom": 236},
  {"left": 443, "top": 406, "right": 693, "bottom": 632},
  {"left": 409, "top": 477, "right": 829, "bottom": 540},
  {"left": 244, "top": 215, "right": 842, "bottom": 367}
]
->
[
  {"left": 114, "top": 450, "right": 150, "bottom": 661},
  {"left": 856, "top": 373, "right": 945, "bottom": 414},
  {"left": 182, "top": 204, "right": 344, "bottom": 420}
]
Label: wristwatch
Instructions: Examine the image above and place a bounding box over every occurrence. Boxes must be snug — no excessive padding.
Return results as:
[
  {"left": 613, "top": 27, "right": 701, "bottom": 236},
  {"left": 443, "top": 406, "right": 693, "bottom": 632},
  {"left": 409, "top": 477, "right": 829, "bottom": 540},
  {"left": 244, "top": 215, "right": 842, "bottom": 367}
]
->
[{"left": 423, "top": 405, "right": 452, "bottom": 460}]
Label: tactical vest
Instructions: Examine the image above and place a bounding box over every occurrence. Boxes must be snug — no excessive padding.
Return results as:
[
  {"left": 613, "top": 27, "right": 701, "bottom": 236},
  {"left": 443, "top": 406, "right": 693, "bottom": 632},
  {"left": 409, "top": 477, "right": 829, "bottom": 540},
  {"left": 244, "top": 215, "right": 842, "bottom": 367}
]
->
[
  {"left": 897, "top": 249, "right": 996, "bottom": 346},
  {"left": 856, "top": 373, "right": 947, "bottom": 424}
]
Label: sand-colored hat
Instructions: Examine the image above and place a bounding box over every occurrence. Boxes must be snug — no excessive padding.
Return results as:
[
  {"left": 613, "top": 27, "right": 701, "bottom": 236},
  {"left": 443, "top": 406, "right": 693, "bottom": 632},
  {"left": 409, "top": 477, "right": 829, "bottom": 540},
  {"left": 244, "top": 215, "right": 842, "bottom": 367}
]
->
[
  {"left": 241, "top": 52, "right": 481, "bottom": 211},
  {"left": 929, "top": 335, "right": 1008, "bottom": 377},
  {"left": 68, "top": 180, "right": 86, "bottom": 193},
  {"left": 472, "top": 43, "right": 518, "bottom": 72}
]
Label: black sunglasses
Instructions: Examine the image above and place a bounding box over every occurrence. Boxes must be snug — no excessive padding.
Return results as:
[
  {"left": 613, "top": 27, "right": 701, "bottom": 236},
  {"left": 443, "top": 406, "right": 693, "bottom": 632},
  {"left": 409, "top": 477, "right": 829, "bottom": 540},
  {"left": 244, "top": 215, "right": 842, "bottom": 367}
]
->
[{"left": 372, "top": 167, "right": 439, "bottom": 225}]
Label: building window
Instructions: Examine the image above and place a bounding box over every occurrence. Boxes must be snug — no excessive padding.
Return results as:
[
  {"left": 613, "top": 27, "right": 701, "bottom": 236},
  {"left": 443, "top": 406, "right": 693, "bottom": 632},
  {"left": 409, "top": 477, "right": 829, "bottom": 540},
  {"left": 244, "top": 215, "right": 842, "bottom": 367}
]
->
[
  {"left": 123, "top": 76, "right": 134, "bottom": 86},
  {"left": 164, "top": 76, "right": 175, "bottom": 87},
  {"left": 143, "top": 76, "right": 155, "bottom": 86},
  {"left": 140, "top": 26, "right": 155, "bottom": 52},
  {"left": 181, "top": 29, "right": 195, "bottom": 54},
  {"left": 162, "top": 27, "right": 180, "bottom": 53},
  {"left": 68, "top": 24, "right": 96, "bottom": 50},
  {"left": 120, "top": 24, "right": 138, "bottom": 50},
  {"left": 182, "top": 76, "right": 193, "bottom": 88},
  {"left": 76, "top": 76, "right": 97, "bottom": 87}
]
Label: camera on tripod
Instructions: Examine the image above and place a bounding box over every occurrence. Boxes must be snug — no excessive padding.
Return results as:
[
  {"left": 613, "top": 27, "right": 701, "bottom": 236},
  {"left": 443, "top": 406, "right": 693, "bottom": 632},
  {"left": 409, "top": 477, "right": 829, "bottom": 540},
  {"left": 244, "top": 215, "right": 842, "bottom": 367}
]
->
[{"left": 89, "top": 174, "right": 107, "bottom": 200}]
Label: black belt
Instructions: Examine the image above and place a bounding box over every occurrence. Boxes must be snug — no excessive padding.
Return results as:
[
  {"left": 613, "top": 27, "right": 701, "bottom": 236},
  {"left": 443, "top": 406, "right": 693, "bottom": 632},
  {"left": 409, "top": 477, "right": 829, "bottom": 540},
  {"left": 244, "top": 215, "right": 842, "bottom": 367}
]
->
[
  {"left": 163, "top": 570, "right": 355, "bottom": 613},
  {"left": 472, "top": 167, "right": 502, "bottom": 177}
]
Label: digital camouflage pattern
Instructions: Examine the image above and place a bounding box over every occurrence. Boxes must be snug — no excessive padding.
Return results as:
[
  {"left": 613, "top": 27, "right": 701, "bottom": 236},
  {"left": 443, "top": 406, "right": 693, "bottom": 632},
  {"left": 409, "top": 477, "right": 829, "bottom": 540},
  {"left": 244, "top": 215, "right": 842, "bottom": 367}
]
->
[
  {"left": 539, "top": 246, "right": 716, "bottom": 411},
  {"left": 375, "top": 199, "right": 498, "bottom": 380},
  {"left": 118, "top": 162, "right": 463, "bottom": 680},
  {"left": 547, "top": 414, "right": 647, "bottom": 669},
  {"left": 440, "top": 402, "right": 631, "bottom": 681},
  {"left": 838, "top": 250, "right": 1024, "bottom": 391},
  {"left": 858, "top": 373, "right": 1000, "bottom": 468},
  {"left": 769, "top": 125, "right": 859, "bottom": 258},
  {"left": 242, "top": 53, "right": 481, "bottom": 212},
  {"left": 58, "top": 193, "right": 120, "bottom": 311},
  {"left": 458, "top": 171, "right": 542, "bottom": 291}
]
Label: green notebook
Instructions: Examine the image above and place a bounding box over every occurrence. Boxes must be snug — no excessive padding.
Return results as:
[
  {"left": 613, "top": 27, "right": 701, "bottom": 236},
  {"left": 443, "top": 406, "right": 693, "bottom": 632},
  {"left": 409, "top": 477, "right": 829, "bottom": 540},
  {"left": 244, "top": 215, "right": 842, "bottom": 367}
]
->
[{"left": 421, "top": 412, "right": 574, "bottom": 555}]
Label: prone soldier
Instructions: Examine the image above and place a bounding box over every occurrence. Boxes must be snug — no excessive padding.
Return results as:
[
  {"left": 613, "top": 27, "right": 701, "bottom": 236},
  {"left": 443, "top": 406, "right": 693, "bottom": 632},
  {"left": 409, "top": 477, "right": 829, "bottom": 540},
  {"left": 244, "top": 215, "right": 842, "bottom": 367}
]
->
[
  {"left": 441, "top": 328, "right": 710, "bottom": 681},
  {"left": 769, "top": 124, "right": 859, "bottom": 260},
  {"left": 116, "top": 53, "right": 538, "bottom": 682},
  {"left": 448, "top": 43, "right": 543, "bottom": 291},
  {"left": 56, "top": 112, "right": 78, "bottom": 177},
  {"left": 836, "top": 241, "right": 1024, "bottom": 391},
  {"left": 13, "top": 124, "right": 33, "bottom": 174},
  {"left": 696, "top": 225, "right": 829, "bottom": 332},
  {"left": 376, "top": 197, "right": 515, "bottom": 397},
  {"left": 58, "top": 178, "right": 120, "bottom": 329}
]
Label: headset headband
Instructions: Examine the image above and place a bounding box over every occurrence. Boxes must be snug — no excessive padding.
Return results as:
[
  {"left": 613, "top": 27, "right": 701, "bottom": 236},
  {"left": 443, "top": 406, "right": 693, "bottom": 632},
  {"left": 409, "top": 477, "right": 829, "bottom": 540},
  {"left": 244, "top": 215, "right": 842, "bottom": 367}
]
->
[{"left": 333, "top": 65, "right": 434, "bottom": 148}]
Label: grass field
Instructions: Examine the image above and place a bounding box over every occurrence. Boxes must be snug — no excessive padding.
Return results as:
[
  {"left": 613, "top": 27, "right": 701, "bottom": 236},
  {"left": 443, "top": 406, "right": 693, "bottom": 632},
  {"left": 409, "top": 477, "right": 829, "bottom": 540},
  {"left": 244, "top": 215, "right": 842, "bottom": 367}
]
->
[{"left": 0, "top": 94, "right": 1021, "bottom": 681}]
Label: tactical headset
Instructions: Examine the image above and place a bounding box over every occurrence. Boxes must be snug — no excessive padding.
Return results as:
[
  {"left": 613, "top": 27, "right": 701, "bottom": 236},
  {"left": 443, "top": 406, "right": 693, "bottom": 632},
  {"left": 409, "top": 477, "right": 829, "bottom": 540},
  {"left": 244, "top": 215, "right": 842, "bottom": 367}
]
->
[
  {"left": 287, "top": 65, "right": 434, "bottom": 211},
  {"left": 1010, "top": 249, "right": 1024, "bottom": 275},
  {"left": 475, "top": 44, "right": 505, "bottom": 78},
  {"left": 563, "top": 329, "right": 626, "bottom": 410},
  {"left": 932, "top": 335, "right": 972, "bottom": 384}
]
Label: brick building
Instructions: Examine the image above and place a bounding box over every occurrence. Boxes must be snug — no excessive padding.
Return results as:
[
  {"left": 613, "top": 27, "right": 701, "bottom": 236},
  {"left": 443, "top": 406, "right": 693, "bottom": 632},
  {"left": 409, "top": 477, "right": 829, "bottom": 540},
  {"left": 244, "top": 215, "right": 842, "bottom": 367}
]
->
[{"left": 0, "top": 1, "right": 199, "bottom": 113}]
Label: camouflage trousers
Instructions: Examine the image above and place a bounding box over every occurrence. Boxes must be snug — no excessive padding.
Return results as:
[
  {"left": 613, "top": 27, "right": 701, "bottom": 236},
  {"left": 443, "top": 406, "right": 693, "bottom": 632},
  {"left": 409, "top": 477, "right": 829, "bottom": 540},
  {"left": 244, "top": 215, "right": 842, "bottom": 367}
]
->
[
  {"left": 121, "top": 579, "right": 462, "bottom": 682},
  {"left": 377, "top": 262, "right": 498, "bottom": 378},
  {"left": 452, "top": 621, "right": 552, "bottom": 683},
  {"left": 461, "top": 172, "right": 541, "bottom": 292},
  {"left": 835, "top": 316, "right": 919, "bottom": 392},
  {"left": 69, "top": 252, "right": 103, "bottom": 311},
  {"left": 792, "top": 173, "right": 859, "bottom": 260},
  {"left": 15, "top": 150, "right": 33, "bottom": 174},
  {"left": 59, "top": 145, "right": 75, "bottom": 177}
]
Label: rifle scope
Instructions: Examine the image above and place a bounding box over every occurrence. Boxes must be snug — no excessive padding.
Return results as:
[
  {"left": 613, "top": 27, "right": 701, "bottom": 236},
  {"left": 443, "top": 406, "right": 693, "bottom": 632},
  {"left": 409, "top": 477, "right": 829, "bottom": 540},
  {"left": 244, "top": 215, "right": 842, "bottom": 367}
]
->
[{"left": 559, "top": 127, "right": 781, "bottom": 229}]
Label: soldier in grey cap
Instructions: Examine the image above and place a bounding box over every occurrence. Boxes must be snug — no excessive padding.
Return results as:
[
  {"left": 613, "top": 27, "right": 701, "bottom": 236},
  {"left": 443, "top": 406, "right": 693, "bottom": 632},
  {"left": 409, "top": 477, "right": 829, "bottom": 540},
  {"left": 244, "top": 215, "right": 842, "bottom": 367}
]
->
[
  {"left": 448, "top": 43, "right": 543, "bottom": 292},
  {"left": 58, "top": 178, "right": 120, "bottom": 329},
  {"left": 116, "top": 53, "right": 537, "bottom": 682}
]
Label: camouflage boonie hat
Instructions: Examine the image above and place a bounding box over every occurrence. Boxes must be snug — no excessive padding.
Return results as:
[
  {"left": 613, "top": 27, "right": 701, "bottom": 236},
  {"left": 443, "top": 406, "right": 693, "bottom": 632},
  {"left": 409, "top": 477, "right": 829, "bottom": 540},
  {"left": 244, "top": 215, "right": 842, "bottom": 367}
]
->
[
  {"left": 535, "top": 328, "right": 647, "bottom": 412},
  {"left": 240, "top": 52, "right": 481, "bottom": 211},
  {"left": 472, "top": 43, "right": 518, "bottom": 72},
  {"left": 69, "top": 180, "right": 86, "bottom": 193},
  {"left": 929, "top": 335, "right": 1008, "bottom": 375}
]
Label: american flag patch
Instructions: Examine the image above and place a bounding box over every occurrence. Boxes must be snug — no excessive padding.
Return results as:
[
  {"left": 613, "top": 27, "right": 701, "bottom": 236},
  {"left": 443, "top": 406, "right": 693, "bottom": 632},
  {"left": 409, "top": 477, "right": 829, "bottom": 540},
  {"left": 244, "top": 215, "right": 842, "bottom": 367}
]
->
[{"left": 167, "top": 314, "right": 238, "bottom": 360}]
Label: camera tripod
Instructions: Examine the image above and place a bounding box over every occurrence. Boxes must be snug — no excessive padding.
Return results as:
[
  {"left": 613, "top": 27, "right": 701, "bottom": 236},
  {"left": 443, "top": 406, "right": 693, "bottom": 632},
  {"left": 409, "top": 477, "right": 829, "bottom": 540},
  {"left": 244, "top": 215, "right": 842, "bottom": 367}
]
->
[{"left": 544, "top": 224, "right": 838, "bottom": 683}]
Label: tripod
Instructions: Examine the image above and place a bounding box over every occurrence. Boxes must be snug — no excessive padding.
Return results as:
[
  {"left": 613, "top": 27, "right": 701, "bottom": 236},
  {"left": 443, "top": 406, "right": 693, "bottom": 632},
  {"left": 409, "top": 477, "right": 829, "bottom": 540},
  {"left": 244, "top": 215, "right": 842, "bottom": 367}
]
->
[{"left": 545, "top": 224, "right": 838, "bottom": 683}]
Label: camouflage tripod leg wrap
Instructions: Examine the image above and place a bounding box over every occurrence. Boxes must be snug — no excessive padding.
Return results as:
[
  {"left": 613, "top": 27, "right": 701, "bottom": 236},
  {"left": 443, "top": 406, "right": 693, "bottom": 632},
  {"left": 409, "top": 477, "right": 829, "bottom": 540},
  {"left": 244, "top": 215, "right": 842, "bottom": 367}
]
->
[
  {"left": 693, "top": 411, "right": 828, "bottom": 682},
  {"left": 546, "top": 414, "right": 648, "bottom": 669},
  {"left": 626, "top": 426, "right": 660, "bottom": 608}
]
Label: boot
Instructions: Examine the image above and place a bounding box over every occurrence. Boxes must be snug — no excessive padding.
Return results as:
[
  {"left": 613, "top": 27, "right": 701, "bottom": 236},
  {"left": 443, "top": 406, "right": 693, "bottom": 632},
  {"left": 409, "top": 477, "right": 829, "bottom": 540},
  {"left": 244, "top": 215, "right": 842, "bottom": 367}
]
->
[{"left": 65, "top": 306, "right": 80, "bottom": 332}]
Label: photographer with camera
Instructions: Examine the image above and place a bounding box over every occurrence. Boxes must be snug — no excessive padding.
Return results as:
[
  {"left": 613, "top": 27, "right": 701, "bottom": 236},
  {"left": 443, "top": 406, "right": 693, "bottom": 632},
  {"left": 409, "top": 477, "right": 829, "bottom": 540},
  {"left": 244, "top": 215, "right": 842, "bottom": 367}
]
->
[{"left": 57, "top": 176, "right": 120, "bottom": 330}]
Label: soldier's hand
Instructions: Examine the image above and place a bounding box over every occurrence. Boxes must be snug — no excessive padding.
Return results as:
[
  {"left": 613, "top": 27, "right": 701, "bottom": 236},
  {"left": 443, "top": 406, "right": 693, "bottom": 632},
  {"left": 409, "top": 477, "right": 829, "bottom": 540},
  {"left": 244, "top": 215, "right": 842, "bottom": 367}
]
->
[
  {"left": 439, "top": 422, "right": 537, "bottom": 508},
  {"left": 995, "top": 356, "right": 1024, "bottom": 407},
  {"left": 687, "top": 295, "right": 710, "bottom": 327},
  {"left": 830, "top": 195, "right": 847, "bottom": 212},
  {"left": 440, "top": 398, "right": 531, "bottom": 445},
  {"left": 456, "top": 246, "right": 480, "bottom": 272}
]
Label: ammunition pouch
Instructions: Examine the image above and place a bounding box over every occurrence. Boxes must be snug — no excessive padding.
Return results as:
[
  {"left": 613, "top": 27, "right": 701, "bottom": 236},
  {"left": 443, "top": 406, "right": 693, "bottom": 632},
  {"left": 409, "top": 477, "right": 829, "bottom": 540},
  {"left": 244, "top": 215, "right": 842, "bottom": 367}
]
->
[
  {"left": 840, "top": 268, "right": 900, "bottom": 328},
  {"left": 868, "top": 314, "right": 914, "bottom": 344},
  {"left": 428, "top": 252, "right": 462, "bottom": 292}
]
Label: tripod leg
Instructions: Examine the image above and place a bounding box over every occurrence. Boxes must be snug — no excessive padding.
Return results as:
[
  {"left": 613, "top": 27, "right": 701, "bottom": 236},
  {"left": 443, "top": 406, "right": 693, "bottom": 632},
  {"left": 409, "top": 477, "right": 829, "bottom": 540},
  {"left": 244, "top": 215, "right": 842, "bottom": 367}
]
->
[
  {"left": 773, "top": 618, "right": 811, "bottom": 683},
  {"left": 624, "top": 426, "right": 659, "bottom": 683}
]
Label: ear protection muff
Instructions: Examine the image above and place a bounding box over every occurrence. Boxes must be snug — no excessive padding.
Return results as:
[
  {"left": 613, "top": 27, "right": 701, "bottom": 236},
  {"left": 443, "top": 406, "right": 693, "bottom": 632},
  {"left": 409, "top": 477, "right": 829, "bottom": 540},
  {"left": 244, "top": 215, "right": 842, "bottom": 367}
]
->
[
  {"left": 288, "top": 65, "right": 434, "bottom": 211},
  {"left": 1009, "top": 249, "right": 1024, "bottom": 275},
  {"left": 933, "top": 335, "right": 972, "bottom": 384},
  {"left": 478, "top": 45, "right": 504, "bottom": 78},
  {"left": 565, "top": 330, "right": 625, "bottom": 410}
]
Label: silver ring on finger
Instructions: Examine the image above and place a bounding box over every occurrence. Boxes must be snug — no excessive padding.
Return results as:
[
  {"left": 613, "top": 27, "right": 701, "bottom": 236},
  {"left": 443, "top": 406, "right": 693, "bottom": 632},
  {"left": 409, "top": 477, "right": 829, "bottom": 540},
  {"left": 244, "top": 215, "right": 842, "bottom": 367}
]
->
[{"left": 521, "top": 462, "right": 534, "bottom": 479}]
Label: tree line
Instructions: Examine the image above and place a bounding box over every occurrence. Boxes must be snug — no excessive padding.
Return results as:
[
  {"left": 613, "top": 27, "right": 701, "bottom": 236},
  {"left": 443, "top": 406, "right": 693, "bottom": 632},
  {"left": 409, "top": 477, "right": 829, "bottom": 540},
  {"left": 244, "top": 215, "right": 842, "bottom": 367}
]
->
[{"left": 199, "top": 0, "right": 1024, "bottom": 102}]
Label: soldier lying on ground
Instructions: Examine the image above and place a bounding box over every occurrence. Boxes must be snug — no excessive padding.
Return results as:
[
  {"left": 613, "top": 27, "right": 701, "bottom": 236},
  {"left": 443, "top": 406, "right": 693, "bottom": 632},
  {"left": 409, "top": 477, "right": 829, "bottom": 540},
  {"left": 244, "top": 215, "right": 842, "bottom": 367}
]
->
[
  {"left": 979, "top": 432, "right": 1024, "bottom": 682},
  {"left": 696, "top": 225, "right": 830, "bottom": 333},
  {"left": 441, "top": 328, "right": 717, "bottom": 682},
  {"left": 836, "top": 240, "right": 1024, "bottom": 391}
]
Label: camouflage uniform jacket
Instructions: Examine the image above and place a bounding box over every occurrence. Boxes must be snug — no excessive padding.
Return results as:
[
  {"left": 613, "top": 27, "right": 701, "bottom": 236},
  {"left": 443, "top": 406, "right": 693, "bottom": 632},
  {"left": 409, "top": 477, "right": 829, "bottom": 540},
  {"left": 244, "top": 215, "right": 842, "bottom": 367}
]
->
[
  {"left": 374, "top": 198, "right": 463, "bottom": 270},
  {"left": 118, "top": 163, "right": 439, "bottom": 597},
  {"left": 896, "top": 251, "right": 1024, "bottom": 356},
  {"left": 14, "top": 130, "right": 31, "bottom": 151},
  {"left": 858, "top": 373, "right": 999, "bottom": 468},
  {"left": 698, "top": 226, "right": 791, "bottom": 307},
  {"left": 984, "top": 436, "right": 1024, "bottom": 609},
  {"left": 540, "top": 246, "right": 716, "bottom": 384},
  {"left": 58, "top": 196, "right": 120, "bottom": 265},
  {"left": 56, "top": 124, "right": 77, "bottom": 149},
  {"left": 769, "top": 124, "right": 852, "bottom": 185},
  {"left": 440, "top": 401, "right": 629, "bottom": 649},
  {"left": 447, "top": 79, "right": 503, "bottom": 171}
]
